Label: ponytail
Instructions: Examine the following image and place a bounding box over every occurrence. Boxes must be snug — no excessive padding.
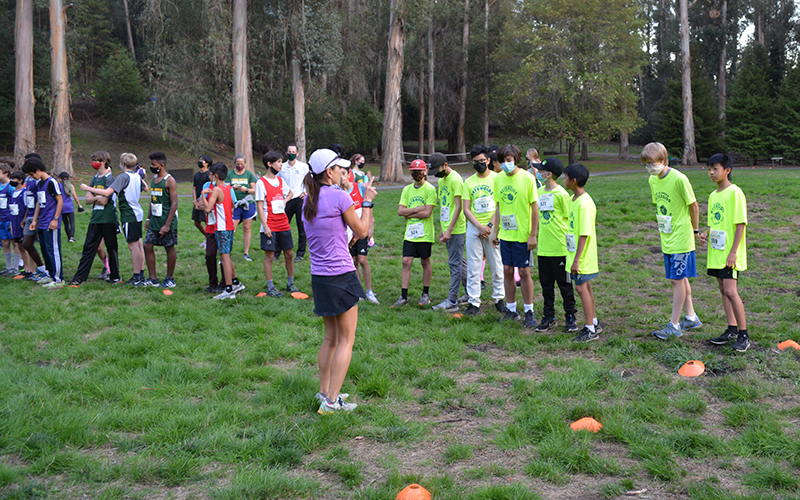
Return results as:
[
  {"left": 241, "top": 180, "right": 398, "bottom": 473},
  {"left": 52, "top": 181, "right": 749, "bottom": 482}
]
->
[{"left": 302, "top": 171, "right": 325, "bottom": 223}]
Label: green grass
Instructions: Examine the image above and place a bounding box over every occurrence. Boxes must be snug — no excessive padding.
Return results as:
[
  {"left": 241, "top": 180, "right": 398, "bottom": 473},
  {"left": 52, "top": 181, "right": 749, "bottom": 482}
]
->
[{"left": 2, "top": 168, "right": 800, "bottom": 498}]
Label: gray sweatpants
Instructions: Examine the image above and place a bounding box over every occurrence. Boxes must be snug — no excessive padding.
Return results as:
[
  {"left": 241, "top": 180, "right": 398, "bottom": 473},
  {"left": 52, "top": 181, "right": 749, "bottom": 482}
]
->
[{"left": 446, "top": 233, "right": 467, "bottom": 302}]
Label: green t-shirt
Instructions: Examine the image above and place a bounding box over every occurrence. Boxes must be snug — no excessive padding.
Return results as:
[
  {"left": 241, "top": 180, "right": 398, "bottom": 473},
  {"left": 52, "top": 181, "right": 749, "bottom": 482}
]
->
[
  {"left": 437, "top": 170, "right": 466, "bottom": 235},
  {"left": 537, "top": 183, "right": 571, "bottom": 257},
  {"left": 150, "top": 174, "right": 178, "bottom": 231},
  {"left": 648, "top": 168, "right": 697, "bottom": 254},
  {"left": 400, "top": 181, "right": 437, "bottom": 243},
  {"left": 89, "top": 172, "right": 118, "bottom": 224},
  {"left": 707, "top": 184, "right": 747, "bottom": 271},
  {"left": 228, "top": 168, "right": 257, "bottom": 192},
  {"left": 566, "top": 192, "right": 599, "bottom": 275},
  {"left": 463, "top": 171, "right": 497, "bottom": 226},
  {"left": 493, "top": 169, "right": 538, "bottom": 243}
]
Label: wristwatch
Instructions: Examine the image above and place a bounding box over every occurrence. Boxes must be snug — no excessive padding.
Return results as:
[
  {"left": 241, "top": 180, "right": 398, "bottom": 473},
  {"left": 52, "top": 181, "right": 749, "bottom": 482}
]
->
[
  {"left": 361, "top": 201, "right": 374, "bottom": 209},
  {"left": 487, "top": 222, "right": 494, "bottom": 228}
]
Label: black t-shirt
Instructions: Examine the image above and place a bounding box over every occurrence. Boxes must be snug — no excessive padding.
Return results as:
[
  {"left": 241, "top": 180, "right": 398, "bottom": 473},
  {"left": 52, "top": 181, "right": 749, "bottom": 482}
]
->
[{"left": 193, "top": 170, "right": 210, "bottom": 200}]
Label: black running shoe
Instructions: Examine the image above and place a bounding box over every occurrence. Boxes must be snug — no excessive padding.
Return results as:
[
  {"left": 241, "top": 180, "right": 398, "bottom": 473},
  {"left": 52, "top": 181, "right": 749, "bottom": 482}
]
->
[
  {"left": 524, "top": 311, "right": 538, "bottom": 328},
  {"left": 709, "top": 329, "right": 735, "bottom": 345},
  {"left": 573, "top": 326, "right": 599, "bottom": 343},
  {"left": 498, "top": 310, "right": 520, "bottom": 323},
  {"left": 464, "top": 304, "right": 481, "bottom": 316},
  {"left": 732, "top": 333, "right": 750, "bottom": 352},
  {"left": 535, "top": 317, "right": 557, "bottom": 332}
]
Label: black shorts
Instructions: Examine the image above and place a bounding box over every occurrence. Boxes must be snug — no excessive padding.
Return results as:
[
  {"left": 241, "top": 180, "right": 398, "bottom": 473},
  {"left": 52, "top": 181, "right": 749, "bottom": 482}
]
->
[
  {"left": 191, "top": 207, "right": 205, "bottom": 222},
  {"left": 13, "top": 237, "right": 23, "bottom": 244},
  {"left": 311, "top": 271, "right": 366, "bottom": 317},
  {"left": 402, "top": 240, "right": 432, "bottom": 259},
  {"left": 144, "top": 228, "right": 178, "bottom": 247},
  {"left": 350, "top": 237, "right": 369, "bottom": 257},
  {"left": 121, "top": 221, "right": 142, "bottom": 243},
  {"left": 260, "top": 230, "right": 293, "bottom": 252},
  {"left": 708, "top": 267, "right": 738, "bottom": 280}
]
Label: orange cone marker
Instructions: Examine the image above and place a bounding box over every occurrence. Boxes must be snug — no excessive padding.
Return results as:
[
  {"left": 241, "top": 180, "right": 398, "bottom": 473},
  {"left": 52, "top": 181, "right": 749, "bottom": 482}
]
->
[
  {"left": 396, "top": 484, "right": 431, "bottom": 500},
  {"left": 163, "top": 289, "right": 173, "bottom": 296},
  {"left": 570, "top": 417, "right": 602, "bottom": 432},
  {"left": 678, "top": 360, "right": 704, "bottom": 377},
  {"left": 291, "top": 291, "right": 309, "bottom": 300},
  {"left": 778, "top": 340, "right": 800, "bottom": 351}
]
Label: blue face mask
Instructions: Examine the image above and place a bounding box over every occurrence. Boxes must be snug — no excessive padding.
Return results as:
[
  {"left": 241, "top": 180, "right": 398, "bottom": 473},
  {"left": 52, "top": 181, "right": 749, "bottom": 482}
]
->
[
  {"left": 501, "top": 161, "right": 516, "bottom": 174},
  {"left": 535, "top": 172, "right": 544, "bottom": 182}
]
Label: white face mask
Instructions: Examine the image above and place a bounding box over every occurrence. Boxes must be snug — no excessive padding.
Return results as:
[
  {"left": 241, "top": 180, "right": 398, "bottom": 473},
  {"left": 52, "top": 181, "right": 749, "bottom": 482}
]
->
[{"left": 644, "top": 163, "right": 665, "bottom": 175}]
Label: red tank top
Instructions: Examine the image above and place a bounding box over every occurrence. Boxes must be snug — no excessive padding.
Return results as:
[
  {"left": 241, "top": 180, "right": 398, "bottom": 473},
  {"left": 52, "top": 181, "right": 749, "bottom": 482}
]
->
[
  {"left": 204, "top": 182, "right": 216, "bottom": 233},
  {"left": 348, "top": 170, "right": 363, "bottom": 210},
  {"left": 259, "top": 177, "right": 291, "bottom": 232},
  {"left": 214, "top": 184, "right": 235, "bottom": 231}
]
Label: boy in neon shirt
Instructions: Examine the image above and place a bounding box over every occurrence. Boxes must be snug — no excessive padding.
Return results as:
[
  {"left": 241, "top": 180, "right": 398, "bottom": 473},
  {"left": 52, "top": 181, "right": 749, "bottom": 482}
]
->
[
  {"left": 643, "top": 142, "right": 702, "bottom": 340},
  {"left": 462, "top": 145, "right": 505, "bottom": 316},
  {"left": 564, "top": 163, "right": 600, "bottom": 342},
  {"left": 534, "top": 157, "right": 578, "bottom": 333},
  {"left": 393, "top": 159, "right": 437, "bottom": 308},
  {"left": 489, "top": 144, "right": 539, "bottom": 328},
  {"left": 700, "top": 154, "right": 749, "bottom": 352},
  {"left": 255, "top": 151, "right": 298, "bottom": 297},
  {"left": 429, "top": 152, "right": 468, "bottom": 312},
  {"left": 203, "top": 163, "right": 245, "bottom": 299}
]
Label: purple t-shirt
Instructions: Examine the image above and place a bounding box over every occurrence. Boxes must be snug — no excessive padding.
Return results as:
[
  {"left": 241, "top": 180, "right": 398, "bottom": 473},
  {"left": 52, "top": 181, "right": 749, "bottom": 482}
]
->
[
  {"left": 302, "top": 185, "right": 356, "bottom": 276},
  {"left": 37, "top": 177, "right": 62, "bottom": 230},
  {"left": 24, "top": 177, "right": 38, "bottom": 216},
  {"left": 9, "top": 188, "right": 27, "bottom": 238},
  {"left": 0, "top": 183, "right": 11, "bottom": 222}
]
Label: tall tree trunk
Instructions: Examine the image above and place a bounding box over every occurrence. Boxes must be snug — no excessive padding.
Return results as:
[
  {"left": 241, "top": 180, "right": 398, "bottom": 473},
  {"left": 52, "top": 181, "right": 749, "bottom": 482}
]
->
[
  {"left": 719, "top": 0, "right": 727, "bottom": 126},
  {"left": 122, "top": 0, "right": 136, "bottom": 61},
  {"left": 568, "top": 142, "right": 576, "bottom": 165},
  {"left": 418, "top": 65, "right": 425, "bottom": 156},
  {"left": 232, "top": 0, "right": 254, "bottom": 172},
  {"left": 483, "top": 0, "right": 489, "bottom": 146},
  {"left": 619, "top": 131, "right": 629, "bottom": 160},
  {"left": 50, "top": 0, "right": 72, "bottom": 176},
  {"left": 580, "top": 140, "right": 589, "bottom": 161},
  {"left": 374, "top": 0, "right": 383, "bottom": 112},
  {"left": 679, "top": 0, "right": 697, "bottom": 165},
  {"left": 456, "top": 0, "right": 469, "bottom": 161},
  {"left": 427, "top": 20, "right": 435, "bottom": 154},
  {"left": 15, "top": 0, "right": 36, "bottom": 167},
  {"left": 379, "top": 0, "right": 405, "bottom": 182},
  {"left": 292, "top": 57, "right": 307, "bottom": 162}
]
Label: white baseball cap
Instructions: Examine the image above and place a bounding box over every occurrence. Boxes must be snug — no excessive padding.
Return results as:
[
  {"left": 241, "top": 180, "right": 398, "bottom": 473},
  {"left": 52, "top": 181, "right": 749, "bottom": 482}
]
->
[{"left": 308, "top": 149, "right": 351, "bottom": 175}]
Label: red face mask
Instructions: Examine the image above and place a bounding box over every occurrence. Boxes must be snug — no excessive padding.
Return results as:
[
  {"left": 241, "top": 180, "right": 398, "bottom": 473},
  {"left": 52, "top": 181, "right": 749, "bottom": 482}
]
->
[{"left": 91, "top": 161, "right": 103, "bottom": 170}]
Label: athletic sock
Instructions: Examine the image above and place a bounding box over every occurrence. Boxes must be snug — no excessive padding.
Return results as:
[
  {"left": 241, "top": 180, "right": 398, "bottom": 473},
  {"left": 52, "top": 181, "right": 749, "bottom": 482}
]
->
[
  {"left": 4, "top": 252, "right": 12, "bottom": 270},
  {"left": 670, "top": 322, "right": 681, "bottom": 330},
  {"left": 14, "top": 254, "right": 21, "bottom": 269},
  {"left": 685, "top": 314, "right": 698, "bottom": 322},
  {"left": 507, "top": 302, "right": 517, "bottom": 313},
  {"left": 267, "top": 280, "right": 275, "bottom": 290},
  {"left": 423, "top": 286, "right": 430, "bottom": 295},
  {"left": 287, "top": 276, "right": 294, "bottom": 286},
  {"left": 586, "top": 324, "right": 596, "bottom": 333},
  {"left": 366, "top": 288, "right": 372, "bottom": 294},
  {"left": 524, "top": 303, "right": 533, "bottom": 313},
  {"left": 401, "top": 288, "right": 408, "bottom": 300},
  {"left": 226, "top": 285, "right": 233, "bottom": 293},
  {"left": 232, "top": 278, "right": 240, "bottom": 285},
  {"left": 727, "top": 325, "right": 739, "bottom": 333},
  {"left": 37, "top": 265, "right": 46, "bottom": 273},
  {"left": 593, "top": 317, "right": 599, "bottom": 326},
  {"left": 103, "top": 258, "right": 109, "bottom": 272},
  {"left": 738, "top": 329, "right": 748, "bottom": 337}
]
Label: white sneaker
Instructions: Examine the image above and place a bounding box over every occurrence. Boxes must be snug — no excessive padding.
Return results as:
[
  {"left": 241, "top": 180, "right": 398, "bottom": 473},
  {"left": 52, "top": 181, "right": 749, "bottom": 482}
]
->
[
  {"left": 213, "top": 290, "right": 237, "bottom": 300},
  {"left": 318, "top": 396, "right": 357, "bottom": 414},
  {"left": 432, "top": 299, "right": 459, "bottom": 312},
  {"left": 199, "top": 240, "right": 206, "bottom": 249},
  {"left": 231, "top": 282, "right": 246, "bottom": 293},
  {"left": 365, "top": 290, "right": 380, "bottom": 304}
]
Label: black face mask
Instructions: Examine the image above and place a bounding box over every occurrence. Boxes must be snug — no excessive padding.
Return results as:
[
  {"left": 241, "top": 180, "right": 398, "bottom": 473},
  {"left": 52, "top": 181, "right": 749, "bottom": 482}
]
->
[
  {"left": 10, "top": 181, "right": 19, "bottom": 187},
  {"left": 269, "top": 167, "right": 279, "bottom": 175},
  {"left": 433, "top": 169, "right": 446, "bottom": 178},
  {"left": 150, "top": 166, "right": 161, "bottom": 175},
  {"left": 473, "top": 161, "right": 487, "bottom": 174},
  {"left": 411, "top": 171, "right": 426, "bottom": 182},
  {"left": 198, "top": 161, "right": 205, "bottom": 169}
]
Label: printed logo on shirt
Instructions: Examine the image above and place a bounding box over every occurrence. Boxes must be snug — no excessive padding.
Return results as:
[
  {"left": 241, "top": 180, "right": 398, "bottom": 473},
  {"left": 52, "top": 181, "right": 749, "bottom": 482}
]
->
[
  {"left": 659, "top": 205, "right": 668, "bottom": 216},
  {"left": 568, "top": 211, "right": 574, "bottom": 231},
  {"left": 152, "top": 188, "right": 163, "bottom": 199},
  {"left": 654, "top": 192, "right": 672, "bottom": 204},
  {"left": 710, "top": 202, "right": 724, "bottom": 224},
  {"left": 499, "top": 185, "right": 518, "bottom": 204},
  {"left": 439, "top": 186, "right": 453, "bottom": 207},
  {"left": 471, "top": 184, "right": 493, "bottom": 199},
  {"left": 541, "top": 211, "right": 552, "bottom": 224}
]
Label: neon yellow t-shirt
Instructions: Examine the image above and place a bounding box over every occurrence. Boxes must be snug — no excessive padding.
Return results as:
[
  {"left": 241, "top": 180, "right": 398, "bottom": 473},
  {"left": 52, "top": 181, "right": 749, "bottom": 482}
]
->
[
  {"left": 537, "top": 183, "right": 571, "bottom": 257},
  {"left": 400, "top": 181, "right": 437, "bottom": 243},
  {"left": 707, "top": 184, "right": 747, "bottom": 271},
  {"left": 648, "top": 168, "right": 697, "bottom": 254},
  {"left": 493, "top": 169, "right": 538, "bottom": 243},
  {"left": 438, "top": 170, "right": 466, "bottom": 235},
  {"left": 566, "top": 192, "right": 598, "bottom": 275},
  {"left": 463, "top": 171, "right": 497, "bottom": 226}
]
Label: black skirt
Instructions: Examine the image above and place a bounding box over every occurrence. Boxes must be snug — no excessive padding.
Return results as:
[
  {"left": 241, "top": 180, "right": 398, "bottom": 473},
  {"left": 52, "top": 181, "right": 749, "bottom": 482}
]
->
[{"left": 311, "top": 271, "right": 366, "bottom": 317}]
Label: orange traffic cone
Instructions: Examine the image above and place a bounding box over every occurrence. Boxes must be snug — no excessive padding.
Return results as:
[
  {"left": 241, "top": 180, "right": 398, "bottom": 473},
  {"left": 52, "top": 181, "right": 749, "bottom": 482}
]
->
[{"left": 397, "top": 484, "right": 431, "bottom": 500}]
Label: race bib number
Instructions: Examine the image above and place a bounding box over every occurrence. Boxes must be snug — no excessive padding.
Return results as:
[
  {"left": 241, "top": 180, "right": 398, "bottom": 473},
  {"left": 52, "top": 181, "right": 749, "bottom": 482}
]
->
[
  {"left": 271, "top": 199, "right": 285, "bottom": 214},
  {"left": 38, "top": 191, "right": 46, "bottom": 205},
  {"left": 406, "top": 222, "right": 425, "bottom": 240},
  {"left": 10, "top": 204, "right": 19, "bottom": 216},
  {"left": 151, "top": 203, "right": 163, "bottom": 217},
  {"left": 566, "top": 233, "right": 576, "bottom": 252},
  {"left": 474, "top": 196, "right": 493, "bottom": 214},
  {"left": 657, "top": 214, "right": 673, "bottom": 234},
  {"left": 538, "top": 193, "right": 554, "bottom": 212},
  {"left": 0, "top": 198, "right": 6, "bottom": 209},
  {"left": 501, "top": 214, "right": 518, "bottom": 231},
  {"left": 710, "top": 229, "right": 726, "bottom": 251},
  {"left": 207, "top": 211, "right": 216, "bottom": 225},
  {"left": 440, "top": 206, "right": 450, "bottom": 223},
  {"left": 26, "top": 195, "right": 35, "bottom": 209},
  {"left": 93, "top": 201, "right": 105, "bottom": 211}
]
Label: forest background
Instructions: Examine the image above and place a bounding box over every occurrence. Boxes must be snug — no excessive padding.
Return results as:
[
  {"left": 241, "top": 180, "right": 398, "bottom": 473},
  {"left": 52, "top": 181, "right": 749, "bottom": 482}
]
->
[{"left": 1, "top": 0, "right": 800, "bottom": 177}]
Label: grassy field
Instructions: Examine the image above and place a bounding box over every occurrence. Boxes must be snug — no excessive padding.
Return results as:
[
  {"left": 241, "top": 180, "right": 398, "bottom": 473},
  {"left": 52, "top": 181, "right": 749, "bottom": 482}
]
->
[{"left": 2, "top": 167, "right": 800, "bottom": 500}]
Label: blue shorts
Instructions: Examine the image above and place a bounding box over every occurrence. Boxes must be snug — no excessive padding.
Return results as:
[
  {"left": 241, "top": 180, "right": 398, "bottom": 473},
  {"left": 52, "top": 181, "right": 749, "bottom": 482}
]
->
[
  {"left": 570, "top": 273, "right": 598, "bottom": 285},
  {"left": 216, "top": 230, "right": 234, "bottom": 255},
  {"left": 0, "top": 221, "right": 11, "bottom": 240},
  {"left": 500, "top": 240, "right": 533, "bottom": 268},
  {"left": 663, "top": 251, "right": 697, "bottom": 280},
  {"left": 232, "top": 203, "right": 257, "bottom": 221}
]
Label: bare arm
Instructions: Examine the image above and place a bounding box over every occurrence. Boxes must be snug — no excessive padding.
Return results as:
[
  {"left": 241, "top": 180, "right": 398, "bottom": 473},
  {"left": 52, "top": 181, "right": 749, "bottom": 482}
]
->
[
  {"left": 727, "top": 223, "right": 745, "bottom": 269},
  {"left": 571, "top": 235, "right": 588, "bottom": 275},
  {"left": 161, "top": 176, "right": 178, "bottom": 234}
]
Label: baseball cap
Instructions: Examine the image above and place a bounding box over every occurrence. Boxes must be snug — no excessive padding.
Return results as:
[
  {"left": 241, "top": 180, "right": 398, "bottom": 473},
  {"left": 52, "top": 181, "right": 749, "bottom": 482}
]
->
[
  {"left": 539, "top": 157, "right": 564, "bottom": 177},
  {"left": 409, "top": 159, "right": 427, "bottom": 170},
  {"left": 427, "top": 152, "right": 447, "bottom": 176},
  {"left": 308, "top": 148, "right": 351, "bottom": 175}
]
